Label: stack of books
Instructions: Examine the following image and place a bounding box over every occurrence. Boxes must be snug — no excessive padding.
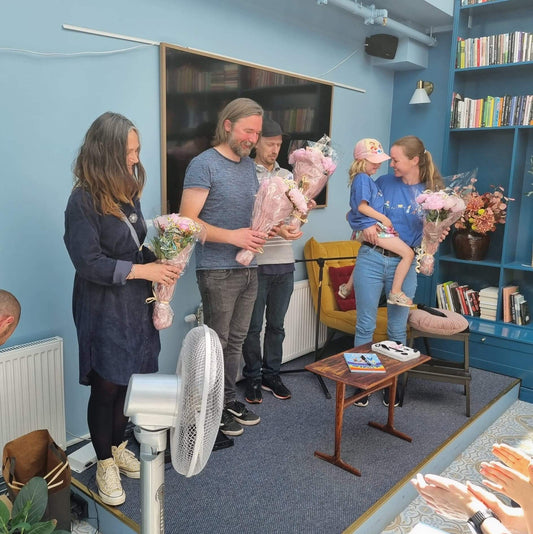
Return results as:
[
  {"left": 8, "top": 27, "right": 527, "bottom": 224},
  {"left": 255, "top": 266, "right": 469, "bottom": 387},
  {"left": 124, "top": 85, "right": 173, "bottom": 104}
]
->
[
  {"left": 502, "top": 285, "right": 530, "bottom": 325},
  {"left": 479, "top": 286, "right": 499, "bottom": 320}
]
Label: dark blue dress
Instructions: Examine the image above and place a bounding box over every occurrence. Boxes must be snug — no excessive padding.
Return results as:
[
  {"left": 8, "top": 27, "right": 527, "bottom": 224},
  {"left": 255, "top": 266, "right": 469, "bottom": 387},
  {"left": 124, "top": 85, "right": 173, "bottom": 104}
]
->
[{"left": 64, "top": 188, "right": 160, "bottom": 386}]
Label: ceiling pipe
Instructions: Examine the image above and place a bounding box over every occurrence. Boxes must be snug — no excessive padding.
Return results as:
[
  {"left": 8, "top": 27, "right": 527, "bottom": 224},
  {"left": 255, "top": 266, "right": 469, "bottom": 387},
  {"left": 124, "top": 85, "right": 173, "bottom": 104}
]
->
[{"left": 317, "top": 0, "right": 438, "bottom": 48}]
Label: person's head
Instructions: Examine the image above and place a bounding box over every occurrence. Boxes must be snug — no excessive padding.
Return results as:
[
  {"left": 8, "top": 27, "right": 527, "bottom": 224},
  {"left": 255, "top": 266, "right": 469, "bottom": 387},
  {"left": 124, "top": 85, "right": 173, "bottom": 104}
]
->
[
  {"left": 213, "top": 98, "right": 263, "bottom": 158},
  {"left": 73, "top": 112, "right": 146, "bottom": 218},
  {"left": 349, "top": 138, "right": 390, "bottom": 182},
  {"left": 254, "top": 118, "right": 283, "bottom": 170},
  {"left": 0, "top": 290, "right": 21, "bottom": 346},
  {"left": 390, "top": 135, "right": 443, "bottom": 190}
]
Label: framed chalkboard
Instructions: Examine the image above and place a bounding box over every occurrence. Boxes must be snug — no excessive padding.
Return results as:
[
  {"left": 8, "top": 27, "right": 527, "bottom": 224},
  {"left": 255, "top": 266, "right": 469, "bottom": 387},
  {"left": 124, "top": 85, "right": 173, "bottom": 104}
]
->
[{"left": 160, "top": 43, "right": 333, "bottom": 213}]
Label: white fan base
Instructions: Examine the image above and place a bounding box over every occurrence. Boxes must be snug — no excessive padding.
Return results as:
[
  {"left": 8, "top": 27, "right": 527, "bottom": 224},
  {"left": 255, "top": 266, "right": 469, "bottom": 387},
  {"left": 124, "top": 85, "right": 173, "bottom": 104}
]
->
[{"left": 134, "top": 426, "right": 168, "bottom": 534}]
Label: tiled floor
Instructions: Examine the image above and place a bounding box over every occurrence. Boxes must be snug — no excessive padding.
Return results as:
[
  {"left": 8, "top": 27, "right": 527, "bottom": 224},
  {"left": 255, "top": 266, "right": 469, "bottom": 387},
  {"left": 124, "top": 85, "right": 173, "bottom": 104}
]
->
[{"left": 383, "top": 399, "right": 533, "bottom": 534}]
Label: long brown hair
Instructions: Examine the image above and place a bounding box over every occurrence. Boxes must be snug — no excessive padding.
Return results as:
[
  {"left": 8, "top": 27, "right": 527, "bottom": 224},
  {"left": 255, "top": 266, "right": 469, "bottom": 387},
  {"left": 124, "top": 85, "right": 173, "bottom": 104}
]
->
[
  {"left": 73, "top": 112, "right": 146, "bottom": 218},
  {"left": 392, "top": 135, "right": 443, "bottom": 191},
  {"left": 213, "top": 98, "right": 263, "bottom": 146}
]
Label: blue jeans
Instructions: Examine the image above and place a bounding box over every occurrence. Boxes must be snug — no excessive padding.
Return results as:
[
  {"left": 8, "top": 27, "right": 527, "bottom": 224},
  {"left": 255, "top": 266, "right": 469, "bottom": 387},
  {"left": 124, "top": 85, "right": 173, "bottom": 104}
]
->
[
  {"left": 197, "top": 268, "right": 258, "bottom": 404},
  {"left": 353, "top": 245, "right": 417, "bottom": 346},
  {"left": 242, "top": 271, "right": 294, "bottom": 379}
]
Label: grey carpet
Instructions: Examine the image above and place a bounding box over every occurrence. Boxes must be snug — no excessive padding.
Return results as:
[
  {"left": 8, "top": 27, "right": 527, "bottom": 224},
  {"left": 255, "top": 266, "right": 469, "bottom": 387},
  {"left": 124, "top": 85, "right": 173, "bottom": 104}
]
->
[{"left": 72, "top": 337, "right": 517, "bottom": 534}]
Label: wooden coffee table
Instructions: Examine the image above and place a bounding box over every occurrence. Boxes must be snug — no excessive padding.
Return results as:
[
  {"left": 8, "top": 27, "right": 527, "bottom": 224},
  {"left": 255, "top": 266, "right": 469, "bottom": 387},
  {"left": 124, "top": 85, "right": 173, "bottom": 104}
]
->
[{"left": 305, "top": 343, "right": 430, "bottom": 476}]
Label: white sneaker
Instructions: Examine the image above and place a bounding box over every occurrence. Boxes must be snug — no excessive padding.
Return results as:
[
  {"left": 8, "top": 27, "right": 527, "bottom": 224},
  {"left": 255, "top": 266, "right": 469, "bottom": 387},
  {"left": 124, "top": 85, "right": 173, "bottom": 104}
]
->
[
  {"left": 112, "top": 441, "right": 141, "bottom": 479},
  {"left": 96, "top": 458, "right": 125, "bottom": 506}
]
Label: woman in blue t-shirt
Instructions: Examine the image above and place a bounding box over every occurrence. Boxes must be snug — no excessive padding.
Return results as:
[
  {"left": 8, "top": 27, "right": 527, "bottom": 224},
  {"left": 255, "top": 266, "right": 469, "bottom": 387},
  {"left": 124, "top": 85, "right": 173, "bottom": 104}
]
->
[{"left": 353, "top": 136, "right": 444, "bottom": 352}]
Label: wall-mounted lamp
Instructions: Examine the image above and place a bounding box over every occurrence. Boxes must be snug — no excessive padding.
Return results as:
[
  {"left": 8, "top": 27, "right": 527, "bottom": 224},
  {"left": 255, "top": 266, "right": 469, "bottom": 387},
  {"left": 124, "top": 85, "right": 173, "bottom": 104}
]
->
[{"left": 409, "top": 80, "right": 434, "bottom": 105}]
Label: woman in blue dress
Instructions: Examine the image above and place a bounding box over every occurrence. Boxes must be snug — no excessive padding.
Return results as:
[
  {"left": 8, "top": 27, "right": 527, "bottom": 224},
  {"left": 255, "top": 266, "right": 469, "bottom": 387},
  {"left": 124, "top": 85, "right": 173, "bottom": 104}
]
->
[{"left": 64, "top": 112, "right": 181, "bottom": 506}]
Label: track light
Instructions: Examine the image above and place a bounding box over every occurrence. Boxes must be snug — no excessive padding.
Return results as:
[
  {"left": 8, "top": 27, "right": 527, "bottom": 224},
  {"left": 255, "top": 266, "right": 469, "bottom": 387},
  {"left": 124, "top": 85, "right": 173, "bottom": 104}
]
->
[{"left": 409, "top": 80, "right": 433, "bottom": 105}]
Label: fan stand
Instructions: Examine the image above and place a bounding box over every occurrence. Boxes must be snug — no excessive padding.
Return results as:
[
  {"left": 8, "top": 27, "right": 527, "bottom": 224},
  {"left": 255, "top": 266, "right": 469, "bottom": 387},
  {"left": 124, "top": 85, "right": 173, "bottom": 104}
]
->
[{"left": 135, "top": 426, "right": 168, "bottom": 534}]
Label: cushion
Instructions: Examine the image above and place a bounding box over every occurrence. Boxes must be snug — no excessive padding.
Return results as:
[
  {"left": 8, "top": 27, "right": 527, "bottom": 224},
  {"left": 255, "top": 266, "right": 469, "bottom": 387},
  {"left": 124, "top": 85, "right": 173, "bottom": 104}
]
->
[
  {"left": 408, "top": 307, "right": 469, "bottom": 336},
  {"left": 328, "top": 265, "right": 356, "bottom": 311}
]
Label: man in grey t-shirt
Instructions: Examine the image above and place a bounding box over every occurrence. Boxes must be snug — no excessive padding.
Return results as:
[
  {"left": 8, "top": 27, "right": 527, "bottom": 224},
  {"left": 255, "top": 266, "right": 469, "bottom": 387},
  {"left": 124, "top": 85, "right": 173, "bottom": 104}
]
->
[{"left": 180, "top": 98, "right": 267, "bottom": 437}]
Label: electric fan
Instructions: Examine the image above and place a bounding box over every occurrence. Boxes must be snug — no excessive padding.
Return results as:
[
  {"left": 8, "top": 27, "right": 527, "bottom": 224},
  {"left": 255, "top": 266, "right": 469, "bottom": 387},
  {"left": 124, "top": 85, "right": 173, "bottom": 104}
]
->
[{"left": 124, "top": 324, "right": 224, "bottom": 534}]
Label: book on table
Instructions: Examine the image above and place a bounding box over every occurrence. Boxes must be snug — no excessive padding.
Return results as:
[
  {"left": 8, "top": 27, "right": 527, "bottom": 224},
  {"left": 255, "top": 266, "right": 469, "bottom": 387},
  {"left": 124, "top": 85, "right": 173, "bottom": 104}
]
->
[{"left": 343, "top": 352, "right": 386, "bottom": 373}]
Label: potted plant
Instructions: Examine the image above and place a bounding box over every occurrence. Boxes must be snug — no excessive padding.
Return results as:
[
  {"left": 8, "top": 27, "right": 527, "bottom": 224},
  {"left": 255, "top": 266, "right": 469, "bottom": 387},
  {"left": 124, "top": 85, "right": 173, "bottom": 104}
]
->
[
  {"left": 0, "top": 477, "right": 70, "bottom": 534},
  {"left": 452, "top": 179, "right": 511, "bottom": 261}
]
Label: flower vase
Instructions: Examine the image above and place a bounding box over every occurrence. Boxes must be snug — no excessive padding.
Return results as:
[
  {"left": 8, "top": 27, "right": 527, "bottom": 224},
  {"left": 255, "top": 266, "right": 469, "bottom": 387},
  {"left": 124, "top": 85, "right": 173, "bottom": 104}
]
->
[{"left": 452, "top": 230, "right": 490, "bottom": 261}]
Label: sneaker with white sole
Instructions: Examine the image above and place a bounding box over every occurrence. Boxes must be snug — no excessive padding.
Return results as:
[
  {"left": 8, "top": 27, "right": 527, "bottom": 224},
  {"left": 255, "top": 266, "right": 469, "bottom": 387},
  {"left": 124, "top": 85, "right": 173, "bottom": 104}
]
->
[
  {"left": 261, "top": 375, "right": 291, "bottom": 400},
  {"left": 220, "top": 409, "right": 244, "bottom": 436},
  {"left": 112, "top": 441, "right": 140, "bottom": 479},
  {"left": 225, "top": 400, "right": 260, "bottom": 426},
  {"left": 96, "top": 458, "right": 125, "bottom": 506}
]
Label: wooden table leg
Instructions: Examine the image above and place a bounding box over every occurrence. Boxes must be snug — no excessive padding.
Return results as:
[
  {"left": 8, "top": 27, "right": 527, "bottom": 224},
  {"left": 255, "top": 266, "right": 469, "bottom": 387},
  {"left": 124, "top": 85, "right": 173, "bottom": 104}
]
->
[
  {"left": 368, "top": 377, "right": 412, "bottom": 442},
  {"left": 314, "top": 381, "right": 362, "bottom": 476}
]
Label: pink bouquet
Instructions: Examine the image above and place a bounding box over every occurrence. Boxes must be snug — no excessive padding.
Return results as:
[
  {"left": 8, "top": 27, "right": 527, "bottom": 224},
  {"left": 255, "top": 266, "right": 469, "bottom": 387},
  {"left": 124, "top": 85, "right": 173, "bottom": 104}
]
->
[
  {"left": 415, "top": 190, "right": 466, "bottom": 275},
  {"left": 149, "top": 214, "right": 205, "bottom": 329},
  {"left": 287, "top": 135, "right": 338, "bottom": 229},
  {"left": 236, "top": 176, "right": 294, "bottom": 266}
]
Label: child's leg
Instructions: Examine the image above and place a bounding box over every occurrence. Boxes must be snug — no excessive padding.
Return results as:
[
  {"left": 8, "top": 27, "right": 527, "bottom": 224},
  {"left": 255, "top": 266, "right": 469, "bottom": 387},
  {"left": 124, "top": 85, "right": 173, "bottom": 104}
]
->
[{"left": 375, "top": 236, "right": 415, "bottom": 297}]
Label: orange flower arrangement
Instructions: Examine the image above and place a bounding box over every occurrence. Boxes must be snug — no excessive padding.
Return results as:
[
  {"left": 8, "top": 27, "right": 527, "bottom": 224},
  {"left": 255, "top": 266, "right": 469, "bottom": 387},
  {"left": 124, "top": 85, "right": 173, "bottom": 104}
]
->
[{"left": 453, "top": 179, "right": 512, "bottom": 235}]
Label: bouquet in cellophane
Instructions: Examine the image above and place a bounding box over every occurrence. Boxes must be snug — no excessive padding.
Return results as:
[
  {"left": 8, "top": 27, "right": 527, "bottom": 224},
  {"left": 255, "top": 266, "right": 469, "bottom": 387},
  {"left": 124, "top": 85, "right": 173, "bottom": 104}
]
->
[
  {"left": 149, "top": 214, "right": 205, "bottom": 329},
  {"left": 236, "top": 176, "right": 295, "bottom": 266},
  {"left": 415, "top": 190, "right": 466, "bottom": 275},
  {"left": 287, "top": 134, "right": 338, "bottom": 229}
]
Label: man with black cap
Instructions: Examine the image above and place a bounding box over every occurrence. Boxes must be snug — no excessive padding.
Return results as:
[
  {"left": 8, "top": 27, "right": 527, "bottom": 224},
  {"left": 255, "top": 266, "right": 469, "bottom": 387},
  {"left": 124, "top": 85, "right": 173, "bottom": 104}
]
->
[{"left": 242, "top": 118, "right": 305, "bottom": 404}]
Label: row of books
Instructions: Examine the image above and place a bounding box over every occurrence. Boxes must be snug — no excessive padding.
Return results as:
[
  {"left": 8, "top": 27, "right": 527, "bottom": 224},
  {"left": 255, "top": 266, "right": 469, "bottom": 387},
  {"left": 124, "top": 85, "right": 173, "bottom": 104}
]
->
[
  {"left": 450, "top": 93, "right": 533, "bottom": 129},
  {"left": 436, "top": 282, "right": 530, "bottom": 325},
  {"left": 436, "top": 281, "right": 480, "bottom": 317},
  {"left": 456, "top": 31, "right": 533, "bottom": 68},
  {"left": 460, "top": 0, "right": 494, "bottom": 5},
  {"left": 167, "top": 64, "right": 240, "bottom": 93},
  {"left": 266, "top": 107, "right": 316, "bottom": 133},
  {"left": 246, "top": 70, "right": 307, "bottom": 89}
]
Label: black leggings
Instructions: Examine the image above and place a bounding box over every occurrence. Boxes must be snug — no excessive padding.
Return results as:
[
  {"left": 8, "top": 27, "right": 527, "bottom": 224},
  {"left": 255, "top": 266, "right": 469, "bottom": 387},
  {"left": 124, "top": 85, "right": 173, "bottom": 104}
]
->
[{"left": 87, "top": 371, "right": 129, "bottom": 461}]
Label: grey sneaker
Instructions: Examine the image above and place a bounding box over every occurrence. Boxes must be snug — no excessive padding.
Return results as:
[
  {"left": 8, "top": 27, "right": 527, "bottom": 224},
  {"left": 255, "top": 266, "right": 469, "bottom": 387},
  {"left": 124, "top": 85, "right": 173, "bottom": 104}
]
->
[
  {"left": 225, "top": 400, "right": 260, "bottom": 426},
  {"left": 96, "top": 458, "right": 125, "bottom": 506},
  {"left": 220, "top": 410, "right": 243, "bottom": 436}
]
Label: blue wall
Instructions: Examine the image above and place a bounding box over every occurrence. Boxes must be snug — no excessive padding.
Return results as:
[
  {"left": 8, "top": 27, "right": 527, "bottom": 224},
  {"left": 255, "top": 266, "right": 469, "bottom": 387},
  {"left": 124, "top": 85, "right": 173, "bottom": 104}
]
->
[{"left": 0, "top": 0, "right": 449, "bottom": 441}]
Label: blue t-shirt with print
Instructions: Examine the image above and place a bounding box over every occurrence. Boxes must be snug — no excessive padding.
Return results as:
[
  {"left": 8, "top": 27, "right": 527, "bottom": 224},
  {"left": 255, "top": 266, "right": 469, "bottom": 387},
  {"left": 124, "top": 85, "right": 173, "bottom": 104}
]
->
[
  {"left": 183, "top": 148, "right": 258, "bottom": 270},
  {"left": 376, "top": 173, "right": 425, "bottom": 248},
  {"left": 347, "top": 172, "right": 384, "bottom": 232}
]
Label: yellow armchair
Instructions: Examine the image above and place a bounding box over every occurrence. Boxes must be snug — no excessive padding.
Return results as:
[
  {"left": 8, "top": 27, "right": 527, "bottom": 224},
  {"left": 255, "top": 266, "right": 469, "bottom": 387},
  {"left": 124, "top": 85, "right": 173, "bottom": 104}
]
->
[{"left": 303, "top": 237, "right": 388, "bottom": 347}]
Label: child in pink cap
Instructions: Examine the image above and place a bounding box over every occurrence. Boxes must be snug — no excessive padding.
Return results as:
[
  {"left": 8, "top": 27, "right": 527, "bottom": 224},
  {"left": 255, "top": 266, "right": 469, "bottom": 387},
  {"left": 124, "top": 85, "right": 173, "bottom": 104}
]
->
[{"left": 339, "top": 138, "right": 414, "bottom": 307}]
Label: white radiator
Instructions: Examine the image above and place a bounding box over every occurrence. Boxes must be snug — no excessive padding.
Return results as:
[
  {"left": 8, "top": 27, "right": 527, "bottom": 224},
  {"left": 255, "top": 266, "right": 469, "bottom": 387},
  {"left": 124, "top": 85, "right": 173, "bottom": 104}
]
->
[
  {"left": 0, "top": 336, "right": 66, "bottom": 453},
  {"left": 281, "top": 279, "right": 327, "bottom": 363}
]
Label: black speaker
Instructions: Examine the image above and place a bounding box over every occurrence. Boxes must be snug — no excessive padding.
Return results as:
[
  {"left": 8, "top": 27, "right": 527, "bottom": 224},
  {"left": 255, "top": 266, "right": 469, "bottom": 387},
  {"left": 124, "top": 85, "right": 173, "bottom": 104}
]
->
[{"left": 365, "top": 34, "right": 399, "bottom": 60}]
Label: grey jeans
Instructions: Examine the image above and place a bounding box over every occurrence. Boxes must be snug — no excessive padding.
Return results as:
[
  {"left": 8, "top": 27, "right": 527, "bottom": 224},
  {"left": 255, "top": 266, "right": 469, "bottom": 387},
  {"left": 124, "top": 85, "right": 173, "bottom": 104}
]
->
[{"left": 196, "top": 268, "right": 258, "bottom": 405}]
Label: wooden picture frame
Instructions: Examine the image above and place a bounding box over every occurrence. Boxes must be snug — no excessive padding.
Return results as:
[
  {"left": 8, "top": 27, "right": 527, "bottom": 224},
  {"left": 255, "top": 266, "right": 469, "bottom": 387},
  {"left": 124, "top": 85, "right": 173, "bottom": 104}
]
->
[{"left": 160, "top": 43, "right": 333, "bottom": 214}]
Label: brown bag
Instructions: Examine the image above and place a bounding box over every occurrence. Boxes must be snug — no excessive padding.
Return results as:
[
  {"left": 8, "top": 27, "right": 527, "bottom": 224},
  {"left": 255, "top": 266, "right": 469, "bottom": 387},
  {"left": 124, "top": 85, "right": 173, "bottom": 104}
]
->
[{"left": 2, "top": 429, "right": 71, "bottom": 531}]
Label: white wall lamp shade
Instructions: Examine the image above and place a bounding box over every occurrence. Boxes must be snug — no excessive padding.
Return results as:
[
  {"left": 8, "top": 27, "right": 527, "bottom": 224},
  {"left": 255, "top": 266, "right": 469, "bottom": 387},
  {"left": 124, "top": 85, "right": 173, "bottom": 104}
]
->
[{"left": 409, "top": 80, "right": 433, "bottom": 104}]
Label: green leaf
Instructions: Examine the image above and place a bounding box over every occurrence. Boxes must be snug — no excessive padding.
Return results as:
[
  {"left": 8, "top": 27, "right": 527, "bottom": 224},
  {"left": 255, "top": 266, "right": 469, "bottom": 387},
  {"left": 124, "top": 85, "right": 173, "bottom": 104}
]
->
[
  {"left": 12, "top": 478, "right": 48, "bottom": 525},
  {"left": 25, "top": 520, "right": 57, "bottom": 534},
  {"left": 0, "top": 500, "right": 10, "bottom": 529},
  {"left": 8, "top": 520, "right": 31, "bottom": 533}
]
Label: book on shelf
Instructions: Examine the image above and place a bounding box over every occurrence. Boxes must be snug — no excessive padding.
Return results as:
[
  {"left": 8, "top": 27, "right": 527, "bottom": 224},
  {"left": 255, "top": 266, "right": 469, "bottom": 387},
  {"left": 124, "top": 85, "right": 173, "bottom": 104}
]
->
[
  {"left": 502, "top": 285, "right": 519, "bottom": 323},
  {"left": 343, "top": 352, "right": 385, "bottom": 373}
]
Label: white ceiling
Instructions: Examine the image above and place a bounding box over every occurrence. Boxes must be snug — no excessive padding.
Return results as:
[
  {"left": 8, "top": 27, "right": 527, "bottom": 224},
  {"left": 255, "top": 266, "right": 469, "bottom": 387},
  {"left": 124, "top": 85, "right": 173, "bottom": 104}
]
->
[{"left": 368, "top": 0, "right": 453, "bottom": 33}]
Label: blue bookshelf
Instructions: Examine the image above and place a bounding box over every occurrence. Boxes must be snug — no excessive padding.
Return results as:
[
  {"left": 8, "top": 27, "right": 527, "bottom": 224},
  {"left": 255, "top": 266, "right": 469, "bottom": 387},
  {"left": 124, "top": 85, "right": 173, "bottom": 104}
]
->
[{"left": 431, "top": 0, "right": 533, "bottom": 400}]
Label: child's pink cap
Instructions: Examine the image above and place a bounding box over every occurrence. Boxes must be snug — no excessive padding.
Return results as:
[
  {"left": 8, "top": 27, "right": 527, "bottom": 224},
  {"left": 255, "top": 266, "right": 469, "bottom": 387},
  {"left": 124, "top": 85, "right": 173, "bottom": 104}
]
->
[{"left": 354, "top": 138, "right": 391, "bottom": 164}]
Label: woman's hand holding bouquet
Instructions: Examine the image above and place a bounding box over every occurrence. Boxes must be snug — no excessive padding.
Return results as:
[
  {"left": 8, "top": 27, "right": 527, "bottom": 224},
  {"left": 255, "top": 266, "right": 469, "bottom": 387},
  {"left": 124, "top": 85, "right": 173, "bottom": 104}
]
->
[
  {"left": 149, "top": 214, "right": 205, "bottom": 329},
  {"left": 415, "top": 190, "right": 466, "bottom": 276}
]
